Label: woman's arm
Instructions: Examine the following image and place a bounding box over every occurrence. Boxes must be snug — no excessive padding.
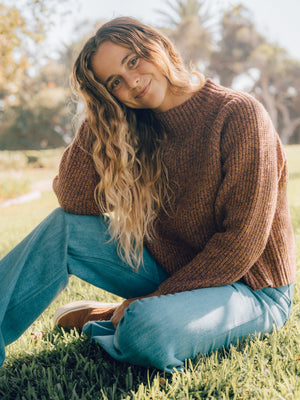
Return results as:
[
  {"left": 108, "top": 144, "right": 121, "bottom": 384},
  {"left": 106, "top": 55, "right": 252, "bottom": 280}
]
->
[
  {"left": 53, "top": 121, "right": 100, "bottom": 215},
  {"left": 158, "top": 96, "right": 287, "bottom": 294}
]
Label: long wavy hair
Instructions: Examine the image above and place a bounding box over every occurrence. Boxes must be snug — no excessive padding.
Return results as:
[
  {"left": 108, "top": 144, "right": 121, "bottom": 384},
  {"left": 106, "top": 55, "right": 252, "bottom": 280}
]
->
[{"left": 72, "top": 17, "right": 203, "bottom": 268}]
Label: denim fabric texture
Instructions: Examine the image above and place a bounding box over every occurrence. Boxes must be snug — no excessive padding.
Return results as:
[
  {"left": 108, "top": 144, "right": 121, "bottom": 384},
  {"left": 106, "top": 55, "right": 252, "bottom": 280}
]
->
[{"left": 0, "top": 208, "right": 294, "bottom": 371}]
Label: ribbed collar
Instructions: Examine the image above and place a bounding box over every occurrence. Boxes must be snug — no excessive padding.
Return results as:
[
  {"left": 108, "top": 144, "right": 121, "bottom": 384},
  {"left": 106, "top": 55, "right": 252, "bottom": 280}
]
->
[{"left": 154, "top": 79, "right": 223, "bottom": 136}]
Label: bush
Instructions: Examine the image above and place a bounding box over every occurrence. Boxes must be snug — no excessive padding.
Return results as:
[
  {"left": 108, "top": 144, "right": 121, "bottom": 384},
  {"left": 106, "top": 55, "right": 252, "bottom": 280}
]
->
[{"left": 0, "top": 148, "right": 64, "bottom": 171}]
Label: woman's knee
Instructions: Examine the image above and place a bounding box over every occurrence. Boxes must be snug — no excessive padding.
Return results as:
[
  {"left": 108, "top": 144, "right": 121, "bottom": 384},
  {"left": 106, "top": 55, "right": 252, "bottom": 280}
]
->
[
  {"left": 117, "top": 298, "right": 162, "bottom": 344},
  {"left": 114, "top": 298, "right": 183, "bottom": 370},
  {"left": 46, "top": 207, "right": 68, "bottom": 225}
]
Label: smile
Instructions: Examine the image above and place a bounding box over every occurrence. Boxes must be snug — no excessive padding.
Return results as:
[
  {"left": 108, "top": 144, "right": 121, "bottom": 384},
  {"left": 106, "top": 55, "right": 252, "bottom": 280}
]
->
[{"left": 135, "top": 81, "right": 151, "bottom": 99}]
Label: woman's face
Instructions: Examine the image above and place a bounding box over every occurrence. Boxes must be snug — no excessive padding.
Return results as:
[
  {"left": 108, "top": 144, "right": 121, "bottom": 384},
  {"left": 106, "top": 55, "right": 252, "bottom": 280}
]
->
[{"left": 91, "top": 41, "right": 173, "bottom": 112}]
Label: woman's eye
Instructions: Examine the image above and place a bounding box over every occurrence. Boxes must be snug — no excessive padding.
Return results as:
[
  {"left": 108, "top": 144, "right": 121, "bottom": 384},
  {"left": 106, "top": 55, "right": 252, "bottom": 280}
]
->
[
  {"left": 129, "top": 56, "right": 139, "bottom": 67},
  {"left": 111, "top": 78, "right": 121, "bottom": 90}
]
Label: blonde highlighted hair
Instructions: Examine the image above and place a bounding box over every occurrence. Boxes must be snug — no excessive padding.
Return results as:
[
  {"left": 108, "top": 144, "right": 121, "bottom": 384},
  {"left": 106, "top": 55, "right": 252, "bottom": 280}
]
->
[{"left": 72, "top": 17, "right": 203, "bottom": 268}]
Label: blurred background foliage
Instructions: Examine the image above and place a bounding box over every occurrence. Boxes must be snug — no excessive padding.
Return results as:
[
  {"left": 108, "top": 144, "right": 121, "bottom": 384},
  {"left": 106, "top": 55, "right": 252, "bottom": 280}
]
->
[{"left": 0, "top": 0, "right": 300, "bottom": 150}]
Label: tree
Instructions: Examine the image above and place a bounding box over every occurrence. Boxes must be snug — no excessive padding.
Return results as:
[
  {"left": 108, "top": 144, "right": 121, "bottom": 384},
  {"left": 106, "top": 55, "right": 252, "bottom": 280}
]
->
[
  {"left": 0, "top": 5, "right": 30, "bottom": 96},
  {"left": 0, "top": 73, "right": 72, "bottom": 150},
  {"left": 250, "top": 44, "right": 300, "bottom": 144},
  {"left": 0, "top": 16, "right": 96, "bottom": 150},
  {"left": 0, "top": 0, "right": 76, "bottom": 149},
  {"left": 209, "top": 4, "right": 264, "bottom": 87},
  {"left": 209, "top": 3, "right": 300, "bottom": 144},
  {"left": 157, "top": 0, "right": 213, "bottom": 67},
  {"left": 0, "top": 0, "right": 70, "bottom": 96}
]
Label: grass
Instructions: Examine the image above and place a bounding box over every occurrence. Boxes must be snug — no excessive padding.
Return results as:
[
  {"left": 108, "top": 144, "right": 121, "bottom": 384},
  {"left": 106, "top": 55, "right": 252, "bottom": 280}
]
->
[
  {"left": 0, "top": 147, "right": 299, "bottom": 399},
  {"left": 0, "top": 175, "right": 31, "bottom": 200}
]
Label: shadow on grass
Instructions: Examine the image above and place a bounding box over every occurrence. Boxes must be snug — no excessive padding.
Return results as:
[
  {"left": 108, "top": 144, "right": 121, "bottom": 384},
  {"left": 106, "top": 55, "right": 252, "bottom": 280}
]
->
[
  {"left": 1, "top": 322, "right": 299, "bottom": 399},
  {"left": 0, "top": 327, "right": 161, "bottom": 400}
]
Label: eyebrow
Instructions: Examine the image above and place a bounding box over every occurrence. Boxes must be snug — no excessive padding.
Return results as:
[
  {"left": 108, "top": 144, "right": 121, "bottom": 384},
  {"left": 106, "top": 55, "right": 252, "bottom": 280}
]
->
[{"left": 105, "top": 52, "right": 133, "bottom": 86}]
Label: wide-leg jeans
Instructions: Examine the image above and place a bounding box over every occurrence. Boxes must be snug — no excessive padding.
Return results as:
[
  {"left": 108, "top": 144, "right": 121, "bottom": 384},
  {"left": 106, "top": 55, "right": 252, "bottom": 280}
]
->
[{"left": 0, "top": 208, "right": 294, "bottom": 372}]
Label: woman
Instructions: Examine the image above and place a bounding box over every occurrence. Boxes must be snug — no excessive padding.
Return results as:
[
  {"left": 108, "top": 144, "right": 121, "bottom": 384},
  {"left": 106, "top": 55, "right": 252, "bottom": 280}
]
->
[{"left": 0, "top": 17, "right": 296, "bottom": 372}]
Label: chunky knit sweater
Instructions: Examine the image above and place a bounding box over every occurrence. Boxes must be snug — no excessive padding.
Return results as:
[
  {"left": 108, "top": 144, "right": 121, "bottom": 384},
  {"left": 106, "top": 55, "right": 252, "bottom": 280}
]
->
[{"left": 53, "top": 79, "right": 296, "bottom": 295}]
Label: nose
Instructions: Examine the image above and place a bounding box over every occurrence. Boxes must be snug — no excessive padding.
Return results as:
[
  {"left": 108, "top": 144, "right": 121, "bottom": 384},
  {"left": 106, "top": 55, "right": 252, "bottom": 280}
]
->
[{"left": 124, "top": 71, "right": 140, "bottom": 88}]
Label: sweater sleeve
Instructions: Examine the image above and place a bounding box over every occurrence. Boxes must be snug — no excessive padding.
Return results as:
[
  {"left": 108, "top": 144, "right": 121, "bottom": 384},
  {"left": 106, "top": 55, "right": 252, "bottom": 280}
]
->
[
  {"left": 158, "top": 95, "right": 283, "bottom": 294},
  {"left": 53, "top": 121, "right": 100, "bottom": 215}
]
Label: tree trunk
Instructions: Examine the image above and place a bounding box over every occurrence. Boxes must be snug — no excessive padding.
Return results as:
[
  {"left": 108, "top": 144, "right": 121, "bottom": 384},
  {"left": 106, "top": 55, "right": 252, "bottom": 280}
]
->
[
  {"left": 259, "top": 75, "right": 278, "bottom": 130},
  {"left": 280, "top": 117, "right": 300, "bottom": 144},
  {"left": 276, "top": 101, "right": 300, "bottom": 144}
]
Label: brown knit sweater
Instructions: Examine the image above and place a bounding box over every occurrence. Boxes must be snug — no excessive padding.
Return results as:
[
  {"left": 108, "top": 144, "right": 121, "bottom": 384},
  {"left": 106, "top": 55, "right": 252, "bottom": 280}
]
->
[{"left": 53, "top": 79, "right": 296, "bottom": 295}]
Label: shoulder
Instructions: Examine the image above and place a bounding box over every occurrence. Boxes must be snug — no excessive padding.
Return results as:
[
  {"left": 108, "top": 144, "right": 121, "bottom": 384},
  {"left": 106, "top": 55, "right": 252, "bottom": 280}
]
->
[
  {"left": 73, "top": 119, "right": 94, "bottom": 152},
  {"left": 207, "top": 80, "right": 266, "bottom": 120},
  {"left": 201, "top": 82, "right": 278, "bottom": 154},
  {"left": 225, "top": 91, "right": 267, "bottom": 125},
  {"left": 199, "top": 79, "right": 268, "bottom": 132},
  {"left": 209, "top": 82, "right": 273, "bottom": 135}
]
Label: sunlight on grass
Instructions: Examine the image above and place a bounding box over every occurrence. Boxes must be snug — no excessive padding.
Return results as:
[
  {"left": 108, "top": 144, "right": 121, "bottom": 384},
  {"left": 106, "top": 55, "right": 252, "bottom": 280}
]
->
[
  {"left": 0, "top": 146, "right": 299, "bottom": 399},
  {"left": 0, "top": 175, "right": 31, "bottom": 200}
]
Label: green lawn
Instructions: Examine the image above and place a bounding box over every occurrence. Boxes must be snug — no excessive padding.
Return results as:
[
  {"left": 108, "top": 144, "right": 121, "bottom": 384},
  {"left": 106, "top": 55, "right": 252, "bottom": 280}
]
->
[{"left": 0, "top": 147, "right": 299, "bottom": 399}]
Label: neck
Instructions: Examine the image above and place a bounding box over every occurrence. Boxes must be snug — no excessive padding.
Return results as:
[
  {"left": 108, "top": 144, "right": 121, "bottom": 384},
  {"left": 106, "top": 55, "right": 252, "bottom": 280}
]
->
[{"left": 153, "top": 83, "right": 203, "bottom": 113}]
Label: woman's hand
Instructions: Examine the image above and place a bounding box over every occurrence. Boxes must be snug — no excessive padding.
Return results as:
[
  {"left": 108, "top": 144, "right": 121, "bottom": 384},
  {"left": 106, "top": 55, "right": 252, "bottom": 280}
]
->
[{"left": 111, "top": 290, "right": 160, "bottom": 328}]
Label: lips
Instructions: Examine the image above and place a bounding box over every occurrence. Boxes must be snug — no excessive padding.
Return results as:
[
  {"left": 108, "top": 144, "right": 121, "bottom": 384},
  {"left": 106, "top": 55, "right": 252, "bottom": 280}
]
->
[{"left": 135, "top": 81, "right": 151, "bottom": 99}]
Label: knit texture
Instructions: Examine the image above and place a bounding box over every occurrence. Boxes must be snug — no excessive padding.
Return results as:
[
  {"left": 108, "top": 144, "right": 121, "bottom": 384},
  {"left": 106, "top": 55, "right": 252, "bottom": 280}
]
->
[{"left": 53, "top": 79, "right": 296, "bottom": 295}]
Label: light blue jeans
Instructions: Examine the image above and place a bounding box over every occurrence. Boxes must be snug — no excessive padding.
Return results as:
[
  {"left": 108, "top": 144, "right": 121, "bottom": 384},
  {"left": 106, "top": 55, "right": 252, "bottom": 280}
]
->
[{"left": 0, "top": 208, "right": 294, "bottom": 372}]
